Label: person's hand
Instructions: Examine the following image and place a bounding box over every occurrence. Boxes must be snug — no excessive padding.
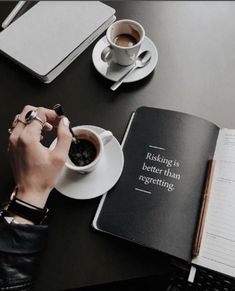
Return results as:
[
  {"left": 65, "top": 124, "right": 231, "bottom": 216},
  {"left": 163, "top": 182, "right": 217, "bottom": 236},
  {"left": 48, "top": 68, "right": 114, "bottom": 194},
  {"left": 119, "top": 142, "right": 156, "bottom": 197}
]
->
[{"left": 8, "top": 105, "right": 72, "bottom": 209}]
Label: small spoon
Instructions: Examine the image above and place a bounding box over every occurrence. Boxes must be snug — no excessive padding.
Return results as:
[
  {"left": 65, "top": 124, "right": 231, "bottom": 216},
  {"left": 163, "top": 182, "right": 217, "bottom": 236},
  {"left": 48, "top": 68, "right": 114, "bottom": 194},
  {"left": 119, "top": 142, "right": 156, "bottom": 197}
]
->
[
  {"left": 53, "top": 104, "right": 79, "bottom": 144},
  {"left": 110, "top": 50, "right": 151, "bottom": 91}
]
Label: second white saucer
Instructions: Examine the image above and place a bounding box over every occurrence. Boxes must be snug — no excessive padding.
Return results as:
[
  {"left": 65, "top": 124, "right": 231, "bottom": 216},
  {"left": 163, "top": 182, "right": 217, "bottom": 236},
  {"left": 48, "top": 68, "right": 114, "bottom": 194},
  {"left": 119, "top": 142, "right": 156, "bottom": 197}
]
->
[
  {"left": 50, "top": 125, "right": 124, "bottom": 200},
  {"left": 92, "top": 36, "right": 158, "bottom": 83}
]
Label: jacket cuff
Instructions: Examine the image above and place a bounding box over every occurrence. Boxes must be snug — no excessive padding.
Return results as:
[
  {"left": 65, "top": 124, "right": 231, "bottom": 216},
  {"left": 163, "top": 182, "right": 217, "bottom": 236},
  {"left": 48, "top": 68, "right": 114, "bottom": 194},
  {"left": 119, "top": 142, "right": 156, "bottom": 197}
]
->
[
  {"left": 0, "top": 219, "right": 48, "bottom": 289},
  {"left": 0, "top": 218, "right": 48, "bottom": 253}
]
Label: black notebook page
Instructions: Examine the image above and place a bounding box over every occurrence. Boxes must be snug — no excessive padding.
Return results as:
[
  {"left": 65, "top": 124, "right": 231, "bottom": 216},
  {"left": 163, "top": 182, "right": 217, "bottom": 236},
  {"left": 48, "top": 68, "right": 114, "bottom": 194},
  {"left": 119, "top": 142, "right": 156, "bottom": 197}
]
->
[{"left": 95, "top": 107, "right": 219, "bottom": 262}]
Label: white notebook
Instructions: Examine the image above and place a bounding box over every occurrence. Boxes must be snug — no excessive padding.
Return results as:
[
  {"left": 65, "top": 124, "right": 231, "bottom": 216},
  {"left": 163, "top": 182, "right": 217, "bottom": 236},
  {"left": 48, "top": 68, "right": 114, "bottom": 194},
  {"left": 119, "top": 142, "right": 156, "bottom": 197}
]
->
[{"left": 0, "top": 1, "right": 115, "bottom": 83}]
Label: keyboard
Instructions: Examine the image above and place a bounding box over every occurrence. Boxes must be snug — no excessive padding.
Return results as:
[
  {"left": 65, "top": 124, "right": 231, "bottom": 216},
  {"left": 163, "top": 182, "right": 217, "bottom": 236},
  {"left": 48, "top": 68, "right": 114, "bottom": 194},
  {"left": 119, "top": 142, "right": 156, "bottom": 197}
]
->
[{"left": 166, "top": 267, "right": 235, "bottom": 291}]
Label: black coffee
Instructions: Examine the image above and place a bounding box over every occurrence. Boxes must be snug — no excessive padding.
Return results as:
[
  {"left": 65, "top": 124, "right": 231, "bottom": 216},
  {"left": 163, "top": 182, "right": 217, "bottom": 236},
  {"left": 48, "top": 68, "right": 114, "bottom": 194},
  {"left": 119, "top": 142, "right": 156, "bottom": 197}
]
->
[
  {"left": 114, "top": 33, "right": 139, "bottom": 47},
  {"left": 69, "top": 139, "right": 97, "bottom": 167}
]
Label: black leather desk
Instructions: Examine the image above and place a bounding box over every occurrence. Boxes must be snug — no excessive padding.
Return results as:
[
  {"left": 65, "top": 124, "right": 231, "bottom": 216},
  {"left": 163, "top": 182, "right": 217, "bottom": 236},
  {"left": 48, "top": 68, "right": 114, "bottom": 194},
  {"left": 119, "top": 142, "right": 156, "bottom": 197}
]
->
[{"left": 1, "top": 1, "right": 235, "bottom": 290}]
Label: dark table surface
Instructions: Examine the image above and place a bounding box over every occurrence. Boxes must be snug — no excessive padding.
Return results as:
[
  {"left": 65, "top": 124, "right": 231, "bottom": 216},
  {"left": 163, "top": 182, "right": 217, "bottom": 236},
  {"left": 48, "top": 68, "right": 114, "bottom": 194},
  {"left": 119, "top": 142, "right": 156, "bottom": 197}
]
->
[{"left": 1, "top": 1, "right": 235, "bottom": 290}]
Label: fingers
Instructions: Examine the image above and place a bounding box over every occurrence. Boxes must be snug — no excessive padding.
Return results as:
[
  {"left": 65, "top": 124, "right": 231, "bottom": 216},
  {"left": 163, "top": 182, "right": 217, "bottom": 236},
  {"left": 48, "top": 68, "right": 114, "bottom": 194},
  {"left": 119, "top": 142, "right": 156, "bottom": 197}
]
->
[
  {"left": 20, "top": 107, "right": 63, "bottom": 143},
  {"left": 9, "top": 105, "right": 71, "bottom": 157},
  {"left": 9, "top": 105, "right": 60, "bottom": 146},
  {"left": 52, "top": 117, "right": 72, "bottom": 165},
  {"left": 9, "top": 105, "right": 37, "bottom": 146},
  {"left": 43, "top": 122, "right": 53, "bottom": 131},
  {"left": 23, "top": 107, "right": 59, "bottom": 140},
  {"left": 35, "top": 107, "right": 60, "bottom": 126}
]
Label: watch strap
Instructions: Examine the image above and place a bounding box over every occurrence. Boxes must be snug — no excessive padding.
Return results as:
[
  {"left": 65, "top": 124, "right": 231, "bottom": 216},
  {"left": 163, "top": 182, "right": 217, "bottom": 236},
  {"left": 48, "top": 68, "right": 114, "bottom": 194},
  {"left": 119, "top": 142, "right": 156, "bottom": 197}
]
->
[{"left": 6, "top": 197, "right": 49, "bottom": 224}]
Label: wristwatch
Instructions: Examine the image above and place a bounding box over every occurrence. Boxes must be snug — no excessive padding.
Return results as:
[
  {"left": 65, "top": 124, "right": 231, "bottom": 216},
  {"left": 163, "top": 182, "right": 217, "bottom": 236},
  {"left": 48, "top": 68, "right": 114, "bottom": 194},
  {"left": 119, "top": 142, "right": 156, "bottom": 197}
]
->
[{"left": 2, "top": 191, "right": 49, "bottom": 225}]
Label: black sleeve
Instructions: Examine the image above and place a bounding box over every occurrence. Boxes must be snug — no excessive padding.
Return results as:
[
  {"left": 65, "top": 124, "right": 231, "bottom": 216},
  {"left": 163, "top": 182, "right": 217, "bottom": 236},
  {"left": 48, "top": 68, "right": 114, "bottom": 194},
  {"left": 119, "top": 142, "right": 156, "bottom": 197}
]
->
[{"left": 0, "top": 217, "right": 48, "bottom": 291}]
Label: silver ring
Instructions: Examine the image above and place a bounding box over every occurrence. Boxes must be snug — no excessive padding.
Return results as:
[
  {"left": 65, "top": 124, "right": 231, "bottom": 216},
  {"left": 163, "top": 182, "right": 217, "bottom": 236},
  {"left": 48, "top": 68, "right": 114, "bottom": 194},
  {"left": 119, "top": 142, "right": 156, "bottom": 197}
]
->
[
  {"left": 25, "top": 110, "right": 45, "bottom": 126},
  {"left": 12, "top": 114, "right": 27, "bottom": 126},
  {"left": 34, "top": 116, "right": 45, "bottom": 126},
  {"left": 8, "top": 114, "right": 27, "bottom": 135},
  {"left": 25, "top": 110, "right": 37, "bottom": 124},
  {"left": 12, "top": 114, "right": 20, "bottom": 127},
  {"left": 17, "top": 117, "right": 27, "bottom": 125}
]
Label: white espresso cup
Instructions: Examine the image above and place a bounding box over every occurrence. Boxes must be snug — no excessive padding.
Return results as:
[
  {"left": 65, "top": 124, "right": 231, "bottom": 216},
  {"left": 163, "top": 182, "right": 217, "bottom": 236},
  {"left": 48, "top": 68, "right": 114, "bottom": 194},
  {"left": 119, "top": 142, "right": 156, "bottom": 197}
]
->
[
  {"left": 101, "top": 19, "right": 145, "bottom": 66},
  {"left": 66, "top": 126, "right": 113, "bottom": 174}
]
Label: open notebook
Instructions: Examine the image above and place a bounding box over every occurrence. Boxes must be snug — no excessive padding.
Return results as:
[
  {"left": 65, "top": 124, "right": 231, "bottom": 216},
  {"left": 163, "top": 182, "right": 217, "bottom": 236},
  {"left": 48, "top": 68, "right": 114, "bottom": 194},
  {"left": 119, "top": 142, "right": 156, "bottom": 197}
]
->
[
  {"left": 0, "top": 1, "right": 115, "bottom": 83},
  {"left": 93, "top": 107, "right": 235, "bottom": 279}
]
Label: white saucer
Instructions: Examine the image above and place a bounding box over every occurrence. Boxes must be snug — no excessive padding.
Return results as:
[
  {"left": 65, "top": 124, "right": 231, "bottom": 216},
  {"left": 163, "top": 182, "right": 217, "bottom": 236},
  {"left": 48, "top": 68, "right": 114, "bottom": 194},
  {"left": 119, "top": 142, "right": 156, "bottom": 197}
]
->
[
  {"left": 50, "top": 126, "right": 124, "bottom": 200},
  {"left": 92, "top": 36, "right": 158, "bottom": 82}
]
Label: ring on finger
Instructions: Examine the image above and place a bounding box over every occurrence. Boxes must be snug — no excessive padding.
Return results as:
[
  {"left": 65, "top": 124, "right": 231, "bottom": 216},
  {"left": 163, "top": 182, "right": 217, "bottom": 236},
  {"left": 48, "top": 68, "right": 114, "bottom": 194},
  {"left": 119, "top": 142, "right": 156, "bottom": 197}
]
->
[
  {"left": 17, "top": 117, "right": 27, "bottom": 125},
  {"left": 8, "top": 114, "right": 27, "bottom": 135},
  {"left": 34, "top": 116, "right": 45, "bottom": 126},
  {"left": 12, "top": 114, "right": 20, "bottom": 127},
  {"left": 25, "top": 110, "right": 45, "bottom": 127},
  {"left": 12, "top": 114, "right": 27, "bottom": 126}
]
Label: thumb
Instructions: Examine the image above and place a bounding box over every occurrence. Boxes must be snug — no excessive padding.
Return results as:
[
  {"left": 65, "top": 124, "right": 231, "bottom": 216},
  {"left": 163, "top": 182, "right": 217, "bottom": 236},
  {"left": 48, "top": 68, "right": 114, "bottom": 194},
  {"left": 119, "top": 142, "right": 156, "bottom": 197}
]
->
[{"left": 53, "top": 117, "right": 72, "bottom": 161}]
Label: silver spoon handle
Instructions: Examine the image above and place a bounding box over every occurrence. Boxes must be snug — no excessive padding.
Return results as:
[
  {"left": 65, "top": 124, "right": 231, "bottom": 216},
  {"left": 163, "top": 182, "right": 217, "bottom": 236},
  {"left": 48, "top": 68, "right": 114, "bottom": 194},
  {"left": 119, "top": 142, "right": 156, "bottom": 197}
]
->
[
  {"left": 110, "top": 65, "right": 137, "bottom": 91},
  {"left": 53, "top": 104, "right": 78, "bottom": 143}
]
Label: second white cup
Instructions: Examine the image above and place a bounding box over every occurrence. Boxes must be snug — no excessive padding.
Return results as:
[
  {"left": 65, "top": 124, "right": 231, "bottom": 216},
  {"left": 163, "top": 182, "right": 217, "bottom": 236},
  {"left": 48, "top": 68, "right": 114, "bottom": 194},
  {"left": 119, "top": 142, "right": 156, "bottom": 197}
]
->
[{"left": 101, "top": 19, "right": 145, "bottom": 66}]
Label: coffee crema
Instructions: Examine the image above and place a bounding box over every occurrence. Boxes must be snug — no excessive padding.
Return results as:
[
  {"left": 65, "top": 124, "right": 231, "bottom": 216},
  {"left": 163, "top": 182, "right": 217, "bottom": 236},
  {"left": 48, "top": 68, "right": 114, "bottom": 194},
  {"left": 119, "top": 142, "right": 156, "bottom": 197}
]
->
[
  {"left": 69, "top": 139, "right": 97, "bottom": 167},
  {"left": 113, "top": 33, "right": 139, "bottom": 48}
]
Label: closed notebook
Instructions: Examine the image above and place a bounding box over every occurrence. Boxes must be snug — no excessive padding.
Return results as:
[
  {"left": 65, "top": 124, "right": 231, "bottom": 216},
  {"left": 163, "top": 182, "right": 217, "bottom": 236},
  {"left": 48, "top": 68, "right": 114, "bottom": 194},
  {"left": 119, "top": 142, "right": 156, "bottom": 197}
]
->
[{"left": 0, "top": 1, "right": 115, "bottom": 83}]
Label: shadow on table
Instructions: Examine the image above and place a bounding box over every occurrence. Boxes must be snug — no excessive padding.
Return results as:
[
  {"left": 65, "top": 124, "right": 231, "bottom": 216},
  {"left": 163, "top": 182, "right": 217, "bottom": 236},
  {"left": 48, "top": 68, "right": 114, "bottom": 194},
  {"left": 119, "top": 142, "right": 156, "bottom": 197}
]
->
[{"left": 68, "top": 273, "right": 171, "bottom": 291}]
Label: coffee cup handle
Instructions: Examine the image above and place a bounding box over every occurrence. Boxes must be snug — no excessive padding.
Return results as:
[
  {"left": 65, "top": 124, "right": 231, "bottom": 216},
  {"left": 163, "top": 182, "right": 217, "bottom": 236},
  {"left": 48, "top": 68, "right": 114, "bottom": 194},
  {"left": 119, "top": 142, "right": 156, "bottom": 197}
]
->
[
  {"left": 99, "top": 130, "right": 113, "bottom": 145},
  {"left": 101, "top": 46, "right": 113, "bottom": 63}
]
